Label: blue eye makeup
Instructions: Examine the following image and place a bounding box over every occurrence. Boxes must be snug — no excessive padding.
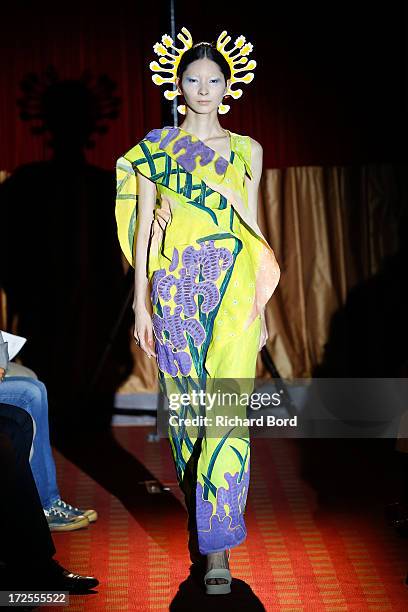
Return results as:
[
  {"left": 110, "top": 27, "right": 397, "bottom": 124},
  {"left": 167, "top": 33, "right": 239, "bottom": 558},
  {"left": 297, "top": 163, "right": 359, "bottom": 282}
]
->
[{"left": 184, "top": 77, "right": 220, "bottom": 83}]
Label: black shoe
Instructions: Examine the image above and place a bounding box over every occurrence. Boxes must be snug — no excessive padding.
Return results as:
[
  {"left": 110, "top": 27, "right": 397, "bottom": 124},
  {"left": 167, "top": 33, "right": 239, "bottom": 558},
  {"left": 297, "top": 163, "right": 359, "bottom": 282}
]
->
[
  {"left": 54, "top": 568, "right": 99, "bottom": 593},
  {"left": 1, "top": 559, "right": 99, "bottom": 593}
]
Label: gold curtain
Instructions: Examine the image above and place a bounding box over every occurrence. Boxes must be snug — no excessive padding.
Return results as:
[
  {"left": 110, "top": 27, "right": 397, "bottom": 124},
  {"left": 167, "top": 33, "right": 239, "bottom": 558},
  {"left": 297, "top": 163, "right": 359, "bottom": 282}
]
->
[
  {"left": 117, "top": 163, "right": 407, "bottom": 393},
  {"left": 256, "top": 163, "right": 407, "bottom": 380}
]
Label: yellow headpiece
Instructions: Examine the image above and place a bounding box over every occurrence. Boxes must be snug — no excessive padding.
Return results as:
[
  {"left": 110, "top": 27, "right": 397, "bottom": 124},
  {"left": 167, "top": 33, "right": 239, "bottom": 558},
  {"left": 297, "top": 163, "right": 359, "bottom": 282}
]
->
[{"left": 149, "top": 27, "right": 256, "bottom": 115}]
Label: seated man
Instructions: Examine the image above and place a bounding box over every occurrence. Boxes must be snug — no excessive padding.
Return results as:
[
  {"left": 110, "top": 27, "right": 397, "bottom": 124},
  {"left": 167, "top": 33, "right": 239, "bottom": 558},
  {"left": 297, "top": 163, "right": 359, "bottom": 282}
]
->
[
  {"left": 0, "top": 403, "right": 99, "bottom": 592},
  {"left": 0, "top": 331, "right": 97, "bottom": 531}
]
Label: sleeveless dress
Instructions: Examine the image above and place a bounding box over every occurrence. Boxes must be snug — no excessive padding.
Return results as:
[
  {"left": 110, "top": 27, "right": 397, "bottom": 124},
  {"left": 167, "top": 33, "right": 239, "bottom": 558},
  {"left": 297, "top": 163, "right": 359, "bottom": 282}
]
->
[{"left": 115, "top": 126, "right": 280, "bottom": 555}]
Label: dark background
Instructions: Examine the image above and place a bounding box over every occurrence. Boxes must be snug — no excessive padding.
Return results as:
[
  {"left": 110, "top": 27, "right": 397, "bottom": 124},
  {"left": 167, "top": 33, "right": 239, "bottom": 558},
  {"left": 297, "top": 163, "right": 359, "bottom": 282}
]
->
[{"left": 0, "top": 1, "right": 407, "bottom": 170}]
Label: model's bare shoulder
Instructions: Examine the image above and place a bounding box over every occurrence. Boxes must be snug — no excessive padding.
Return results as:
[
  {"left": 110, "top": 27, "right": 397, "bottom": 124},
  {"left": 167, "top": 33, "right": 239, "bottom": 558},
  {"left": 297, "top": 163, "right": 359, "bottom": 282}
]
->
[
  {"left": 249, "top": 137, "right": 263, "bottom": 177},
  {"left": 249, "top": 137, "right": 263, "bottom": 157}
]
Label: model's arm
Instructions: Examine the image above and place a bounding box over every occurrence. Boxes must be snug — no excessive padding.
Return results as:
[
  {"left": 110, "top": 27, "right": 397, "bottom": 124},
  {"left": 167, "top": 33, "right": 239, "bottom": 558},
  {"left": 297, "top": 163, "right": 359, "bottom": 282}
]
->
[
  {"left": 245, "top": 138, "right": 268, "bottom": 349},
  {"left": 133, "top": 169, "right": 157, "bottom": 359},
  {"left": 246, "top": 138, "right": 263, "bottom": 222}
]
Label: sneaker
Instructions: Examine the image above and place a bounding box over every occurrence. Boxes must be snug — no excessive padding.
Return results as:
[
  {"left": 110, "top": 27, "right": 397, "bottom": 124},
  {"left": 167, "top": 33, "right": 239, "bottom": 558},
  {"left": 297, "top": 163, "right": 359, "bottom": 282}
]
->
[
  {"left": 53, "top": 498, "right": 98, "bottom": 523},
  {"left": 44, "top": 506, "right": 89, "bottom": 532}
]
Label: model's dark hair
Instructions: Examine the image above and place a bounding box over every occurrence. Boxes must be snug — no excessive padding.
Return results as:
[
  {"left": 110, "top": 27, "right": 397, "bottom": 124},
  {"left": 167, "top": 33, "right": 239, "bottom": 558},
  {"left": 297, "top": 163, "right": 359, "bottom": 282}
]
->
[{"left": 177, "top": 42, "right": 230, "bottom": 82}]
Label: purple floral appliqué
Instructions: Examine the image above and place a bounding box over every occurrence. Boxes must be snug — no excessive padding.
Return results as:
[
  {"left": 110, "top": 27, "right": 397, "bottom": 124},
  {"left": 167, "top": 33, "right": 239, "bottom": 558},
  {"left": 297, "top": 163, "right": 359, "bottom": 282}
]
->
[
  {"left": 196, "top": 467, "right": 250, "bottom": 554},
  {"left": 152, "top": 305, "right": 205, "bottom": 351},
  {"left": 159, "top": 127, "right": 180, "bottom": 149},
  {"left": 152, "top": 269, "right": 166, "bottom": 305},
  {"left": 154, "top": 338, "right": 192, "bottom": 377},
  {"left": 150, "top": 241, "right": 234, "bottom": 378},
  {"left": 215, "top": 156, "right": 228, "bottom": 176},
  {"left": 182, "top": 240, "right": 233, "bottom": 281},
  {"left": 173, "top": 136, "right": 215, "bottom": 172},
  {"left": 145, "top": 128, "right": 164, "bottom": 143},
  {"left": 169, "top": 247, "right": 179, "bottom": 272}
]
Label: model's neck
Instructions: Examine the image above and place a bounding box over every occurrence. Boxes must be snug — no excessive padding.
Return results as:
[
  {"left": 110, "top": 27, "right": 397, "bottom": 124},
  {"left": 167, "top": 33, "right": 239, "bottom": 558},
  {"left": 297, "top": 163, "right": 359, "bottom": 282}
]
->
[{"left": 178, "top": 112, "right": 226, "bottom": 141}]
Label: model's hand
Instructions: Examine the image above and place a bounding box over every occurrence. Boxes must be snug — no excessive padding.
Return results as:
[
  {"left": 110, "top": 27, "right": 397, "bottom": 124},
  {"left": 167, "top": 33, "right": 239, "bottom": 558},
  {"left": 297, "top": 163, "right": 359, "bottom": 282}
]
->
[
  {"left": 154, "top": 205, "right": 172, "bottom": 231},
  {"left": 134, "top": 306, "right": 156, "bottom": 359},
  {"left": 0, "top": 367, "right": 5, "bottom": 383}
]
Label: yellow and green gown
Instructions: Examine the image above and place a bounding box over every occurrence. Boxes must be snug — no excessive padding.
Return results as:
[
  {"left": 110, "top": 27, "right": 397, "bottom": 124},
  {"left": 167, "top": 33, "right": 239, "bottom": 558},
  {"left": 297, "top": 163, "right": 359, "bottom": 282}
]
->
[{"left": 115, "top": 126, "right": 280, "bottom": 555}]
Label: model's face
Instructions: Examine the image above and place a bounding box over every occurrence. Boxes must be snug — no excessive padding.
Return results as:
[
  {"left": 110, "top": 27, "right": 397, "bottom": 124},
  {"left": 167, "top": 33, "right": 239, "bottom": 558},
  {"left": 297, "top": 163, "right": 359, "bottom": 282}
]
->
[{"left": 177, "top": 58, "right": 229, "bottom": 114}]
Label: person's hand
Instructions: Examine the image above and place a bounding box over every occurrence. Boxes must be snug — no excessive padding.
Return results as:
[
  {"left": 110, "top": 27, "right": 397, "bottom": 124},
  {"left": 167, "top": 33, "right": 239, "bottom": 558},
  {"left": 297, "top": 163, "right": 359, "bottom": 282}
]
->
[
  {"left": 133, "top": 306, "right": 156, "bottom": 359},
  {"left": 154, "top": 203, "right": 172, "bottom": 230},
  {"left": 0, "top": 368, "right": 5, "bottom": 383},
  {"left": 258, "top": 311, "right": 268, "bottom": 351}
]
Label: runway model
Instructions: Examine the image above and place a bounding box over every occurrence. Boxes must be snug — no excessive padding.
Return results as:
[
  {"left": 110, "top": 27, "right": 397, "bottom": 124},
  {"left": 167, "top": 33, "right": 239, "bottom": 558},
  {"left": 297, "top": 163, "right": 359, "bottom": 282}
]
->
[{"left": 115, "top": 27, "right": 280, "bottom": 594}]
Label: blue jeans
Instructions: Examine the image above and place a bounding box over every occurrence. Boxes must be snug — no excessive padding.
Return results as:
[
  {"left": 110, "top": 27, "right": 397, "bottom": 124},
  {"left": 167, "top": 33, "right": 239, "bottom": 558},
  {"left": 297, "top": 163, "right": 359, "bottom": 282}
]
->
[{"left": 0, "top": 377, "right": 60, "bottom": 509}]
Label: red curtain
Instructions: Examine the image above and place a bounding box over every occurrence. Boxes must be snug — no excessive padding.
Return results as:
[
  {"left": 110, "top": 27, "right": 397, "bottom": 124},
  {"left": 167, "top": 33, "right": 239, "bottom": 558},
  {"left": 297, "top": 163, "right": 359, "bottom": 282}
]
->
[
  {"left": 0, "top": 1, "right": 406, "bottom": 172},
  {"left": 0, "top": 1, "right": 162, "bottom": 172}
]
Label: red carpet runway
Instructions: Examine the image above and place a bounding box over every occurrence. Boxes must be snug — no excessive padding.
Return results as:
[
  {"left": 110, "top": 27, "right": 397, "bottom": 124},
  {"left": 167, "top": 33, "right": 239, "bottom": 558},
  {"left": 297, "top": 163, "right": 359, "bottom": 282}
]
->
[{"left": 49, "top": 428, "right": 408, "bottom": 611}]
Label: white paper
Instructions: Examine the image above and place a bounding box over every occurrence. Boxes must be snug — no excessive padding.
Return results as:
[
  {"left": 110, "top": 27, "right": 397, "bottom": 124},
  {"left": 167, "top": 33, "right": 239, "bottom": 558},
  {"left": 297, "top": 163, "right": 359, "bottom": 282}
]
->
[{"left": 0, "top": 331, "right": 27, "bottom": 361}]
